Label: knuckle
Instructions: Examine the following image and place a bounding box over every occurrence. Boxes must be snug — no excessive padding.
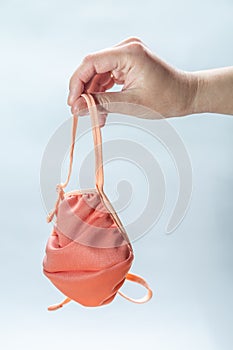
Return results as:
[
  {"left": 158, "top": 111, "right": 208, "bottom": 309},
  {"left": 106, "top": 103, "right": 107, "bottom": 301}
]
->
[
  {"left": 127, "top": 36, "right": 142, "bottom": 44},
  {"left": 128, "top": 41, "right": 145, "bottom": 53}
]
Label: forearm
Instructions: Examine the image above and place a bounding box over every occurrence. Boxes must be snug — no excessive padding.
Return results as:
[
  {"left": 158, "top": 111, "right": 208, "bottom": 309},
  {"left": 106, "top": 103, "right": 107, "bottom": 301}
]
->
[{"left": 190, "top": 67, "right": 233, "bottom": 115}]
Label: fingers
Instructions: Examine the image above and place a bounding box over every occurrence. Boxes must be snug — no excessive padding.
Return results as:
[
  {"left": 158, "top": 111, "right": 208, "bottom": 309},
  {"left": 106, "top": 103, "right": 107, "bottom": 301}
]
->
[
  {"left": 67, "top": 37, "right": 146, "bottom": 125},
  {"left": 71, "top": 92, "right": 124, "bottom": 116},
  {"left": 85, "top": 72, "right": 113, "bottom": 93},
  {"left": 68, "top": 47, "right": 123, "bottom": 106},
  {"left": 71, "top": 91, "right": 129, "bottom": 116},
  {"left": 71, "top": 89, "right": 151, "bottom": 118},
  {"left": 71, "top": 72, "right": 114, "bottom": 118},
  {"left": 67, "top": 37, "right": 144, "bottom": 107},
  {"left": 72, "top": 96, "right": 87, "bottom": 115}
]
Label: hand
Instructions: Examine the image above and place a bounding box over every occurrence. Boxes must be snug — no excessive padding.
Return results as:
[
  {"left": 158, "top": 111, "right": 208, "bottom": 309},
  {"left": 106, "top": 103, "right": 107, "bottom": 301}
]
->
[
  {"left": 67, "top": 37, "right": 198, "bottom": 126},
  {"left": 68, "top": 37, "right": 233, "bottom": 127}
]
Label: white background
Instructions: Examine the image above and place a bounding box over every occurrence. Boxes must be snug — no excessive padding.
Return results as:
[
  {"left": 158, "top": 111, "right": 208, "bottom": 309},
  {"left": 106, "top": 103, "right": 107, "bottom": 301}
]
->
[{"left": 0, "top": 0, "right": 233, "bottom": 349}]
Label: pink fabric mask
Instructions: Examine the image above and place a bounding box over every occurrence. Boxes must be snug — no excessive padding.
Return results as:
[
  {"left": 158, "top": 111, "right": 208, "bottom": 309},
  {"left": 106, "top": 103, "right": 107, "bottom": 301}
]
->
[{"left": 43, "top": 93, "right": 152, "bottom": 311}]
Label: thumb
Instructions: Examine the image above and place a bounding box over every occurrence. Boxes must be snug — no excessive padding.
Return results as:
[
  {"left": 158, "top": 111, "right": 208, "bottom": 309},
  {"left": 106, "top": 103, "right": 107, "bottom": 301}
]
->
[
  {"left": 71, "top": 90, "right": 157, "bottom": 122},
  {"left": 92, "top": 90, "right": 139, "bottom": 115}
]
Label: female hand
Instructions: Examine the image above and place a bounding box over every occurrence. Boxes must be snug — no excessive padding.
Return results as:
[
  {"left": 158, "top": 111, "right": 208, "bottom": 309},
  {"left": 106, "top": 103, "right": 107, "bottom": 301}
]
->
[{"left": 68, "top": 37, "right": 233, "bottom": 127}]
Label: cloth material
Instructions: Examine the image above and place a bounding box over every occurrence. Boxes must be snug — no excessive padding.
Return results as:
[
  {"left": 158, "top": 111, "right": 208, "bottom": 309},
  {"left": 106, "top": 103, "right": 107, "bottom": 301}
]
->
[{"left": 43, "top": 93, "right": 152, "bottom": 310}]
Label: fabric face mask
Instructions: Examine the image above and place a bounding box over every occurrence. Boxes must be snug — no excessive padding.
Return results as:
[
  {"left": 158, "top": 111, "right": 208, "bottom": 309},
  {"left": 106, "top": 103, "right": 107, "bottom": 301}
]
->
[{"left": 43, "top": 93, "right": 153, "bottom": 311}]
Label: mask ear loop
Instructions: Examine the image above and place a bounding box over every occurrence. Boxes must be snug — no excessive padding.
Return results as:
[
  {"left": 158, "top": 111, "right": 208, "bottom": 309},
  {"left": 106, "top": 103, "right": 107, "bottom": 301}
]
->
[
  {"left": 46, "top": 115, "right": 78, "bottom": 223},
  {"left": 81, "top": 93, "right": 104, "bottom": 194},
  {"left": 46, "top": 92, "right": 102, "bottom": 223},
  {"left": 47, "top": 297, "right": 72, "bottom": 311},
  {"left": 47, "top": 273, "right": 153, "bottom": 311},
  {"left": 118, "top": 273, "right": 153, "bottom": 304},
  {"left": 47, "top": 93, "right": 105, "bottom": 224},
  {"left": 81, "top": 93, "right": 130, "bottom": 243}
]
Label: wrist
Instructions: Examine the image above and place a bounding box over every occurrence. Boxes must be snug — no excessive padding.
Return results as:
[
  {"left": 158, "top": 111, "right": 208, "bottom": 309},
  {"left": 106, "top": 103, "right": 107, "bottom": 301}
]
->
[
  {"left": 175, "top": 70, "right": 199, "bottom": 117},
  {"left": 189, "top": 71, "right": 209, "bottom": 114},
  {"left": 190, "top": 67, "right": 233, "bottom": 115}
]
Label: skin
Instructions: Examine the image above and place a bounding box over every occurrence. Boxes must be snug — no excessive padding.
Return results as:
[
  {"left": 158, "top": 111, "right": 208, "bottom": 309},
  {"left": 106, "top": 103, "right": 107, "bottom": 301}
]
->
[{"left": 67, "top": 37, "right": 233, "bottom": 127}]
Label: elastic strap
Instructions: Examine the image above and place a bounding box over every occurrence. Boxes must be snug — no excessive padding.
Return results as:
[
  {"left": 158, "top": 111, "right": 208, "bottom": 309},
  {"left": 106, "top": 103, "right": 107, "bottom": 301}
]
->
[
  {"left": 47, "top": 93, "right": 104, "bottom": 222},
  {"left": 118, "top": 273, "right": 153, "bottom": 304},
  {"left": 81, "top": 93, "right": 104, "bottom": 193},
  {"left": 48, "top": 297, "right": 71, "bottom": 311},
  {"left": 47, "top": 115, "right": 78, "bottom": 222}
]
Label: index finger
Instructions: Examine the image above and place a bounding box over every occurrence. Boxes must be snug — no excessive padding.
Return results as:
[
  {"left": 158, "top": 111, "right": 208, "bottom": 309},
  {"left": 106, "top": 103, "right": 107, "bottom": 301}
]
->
[{"left": 67, "top": 47, "right": 122, "bottom": 106}]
